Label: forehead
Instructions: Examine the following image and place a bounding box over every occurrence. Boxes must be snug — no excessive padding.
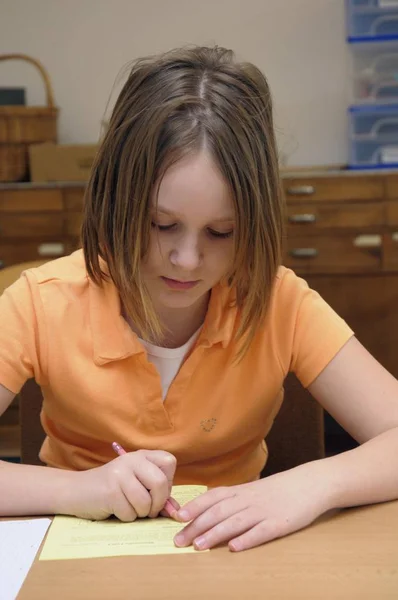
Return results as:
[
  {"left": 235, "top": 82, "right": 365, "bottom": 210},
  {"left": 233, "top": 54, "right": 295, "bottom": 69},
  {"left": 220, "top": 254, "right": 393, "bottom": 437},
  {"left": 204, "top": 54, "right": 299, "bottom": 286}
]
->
[{"left": 154, "top": 152, "right": 235, "bottom": 220}]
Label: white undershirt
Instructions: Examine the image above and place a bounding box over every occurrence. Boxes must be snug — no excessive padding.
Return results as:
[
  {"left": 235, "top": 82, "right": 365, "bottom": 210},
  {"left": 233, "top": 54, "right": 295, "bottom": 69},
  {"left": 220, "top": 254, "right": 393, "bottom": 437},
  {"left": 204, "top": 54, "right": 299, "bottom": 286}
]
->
[{"left": 139, "top": 328, "right": 201, "bottom": 400}]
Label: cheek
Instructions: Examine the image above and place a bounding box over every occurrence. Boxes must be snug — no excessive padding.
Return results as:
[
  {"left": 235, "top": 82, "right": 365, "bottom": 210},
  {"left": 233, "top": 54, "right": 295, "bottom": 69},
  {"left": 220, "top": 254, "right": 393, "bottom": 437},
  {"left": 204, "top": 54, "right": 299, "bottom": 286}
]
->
[
  {"left": 144, "top": 236, "right": 168, "bottom": 269},
  {"left": 207, "top": 244, "right": 234, "bottom": 273}
]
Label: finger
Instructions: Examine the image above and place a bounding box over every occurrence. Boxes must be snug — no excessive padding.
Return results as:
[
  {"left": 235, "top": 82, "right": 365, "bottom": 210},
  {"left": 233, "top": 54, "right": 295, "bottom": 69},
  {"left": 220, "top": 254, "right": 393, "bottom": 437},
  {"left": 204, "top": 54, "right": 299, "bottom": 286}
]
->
[
  {"left": 174, "top": 495, "right": 246, "bottom": 547},
  {"left": 144, "top": 451, "right": 177, "bottom": 495},
  {"left": 229, "top": 520, "right": 284, "bottom": 552},
  {"left": 133, "top": 460, "right": 170, "bottom": 518},
  {"left": 174, "top": 486, "right": 235, "bottom": 522},
  {"left": 166, "top": 497, "right": 180, "bottom": 513},
  {"left": 119, "top": 474, "right": 152, "bottom": 518},
  {"left": 160, "top": 509, "right": 178, "bottom": 519},
  {"left": 110, "top": 488, "right": 139, "bottom": 523},
  {"left": 191, "top": 509, "right": 260, "bottom": 551},
  {"left": 167, "top": 496, "right": 180, "bottom": 510}
]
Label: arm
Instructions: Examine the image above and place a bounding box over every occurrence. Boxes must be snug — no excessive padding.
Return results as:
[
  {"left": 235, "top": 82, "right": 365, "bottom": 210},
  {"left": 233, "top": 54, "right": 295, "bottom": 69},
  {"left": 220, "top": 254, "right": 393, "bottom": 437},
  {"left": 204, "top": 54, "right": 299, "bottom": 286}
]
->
[
  {"left": 171, "top": 337, "right": 398, "bottom": 551},
  {"left": 0, "top": 383, "right": 72, "bottom": 516},
  {"left": 307, "top": 336, "right": 398, "bottom": 508}
]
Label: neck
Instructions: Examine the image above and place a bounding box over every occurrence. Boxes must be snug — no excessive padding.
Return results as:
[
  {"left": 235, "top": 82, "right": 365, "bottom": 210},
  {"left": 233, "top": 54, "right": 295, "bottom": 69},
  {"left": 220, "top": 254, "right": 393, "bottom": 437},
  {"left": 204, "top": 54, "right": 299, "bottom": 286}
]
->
[
  {"left": 155, "top": 292, "right": 210, "bottom": 348},
  {"left": 124, "top": 292, "right": 210, "bottom": 349}
]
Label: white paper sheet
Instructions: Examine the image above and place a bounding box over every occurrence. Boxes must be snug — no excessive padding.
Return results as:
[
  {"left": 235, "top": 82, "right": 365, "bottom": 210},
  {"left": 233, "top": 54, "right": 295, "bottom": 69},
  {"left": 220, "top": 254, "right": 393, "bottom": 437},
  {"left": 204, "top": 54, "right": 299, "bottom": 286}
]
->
[{"left": 0, "top": 518, "right": 51, "bottom": 600}]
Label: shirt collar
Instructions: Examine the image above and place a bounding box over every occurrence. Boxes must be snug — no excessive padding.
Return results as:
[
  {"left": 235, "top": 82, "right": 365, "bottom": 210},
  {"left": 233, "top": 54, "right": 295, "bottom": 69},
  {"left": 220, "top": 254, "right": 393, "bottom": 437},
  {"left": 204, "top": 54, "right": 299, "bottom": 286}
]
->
[
  {"left": 89, "top": 271, "right": 237, "bottom": 366},
  {"left": 197, "top": 283, "right": 237, "bottom": 349}
]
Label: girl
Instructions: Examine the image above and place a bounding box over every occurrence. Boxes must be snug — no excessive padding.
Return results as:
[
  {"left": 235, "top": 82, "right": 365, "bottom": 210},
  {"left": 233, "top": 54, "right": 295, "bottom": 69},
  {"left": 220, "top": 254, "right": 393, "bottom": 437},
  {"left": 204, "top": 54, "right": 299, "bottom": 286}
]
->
[{"left": 1, "top": 45, "right": 398, "bottom": 553}]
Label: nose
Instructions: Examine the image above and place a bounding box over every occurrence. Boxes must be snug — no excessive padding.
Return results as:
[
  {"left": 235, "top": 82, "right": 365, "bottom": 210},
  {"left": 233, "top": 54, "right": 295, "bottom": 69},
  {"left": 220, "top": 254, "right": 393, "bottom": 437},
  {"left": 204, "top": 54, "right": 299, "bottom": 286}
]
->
[{"left": 169, "top": 232, "right": 202, "bottom": 272}]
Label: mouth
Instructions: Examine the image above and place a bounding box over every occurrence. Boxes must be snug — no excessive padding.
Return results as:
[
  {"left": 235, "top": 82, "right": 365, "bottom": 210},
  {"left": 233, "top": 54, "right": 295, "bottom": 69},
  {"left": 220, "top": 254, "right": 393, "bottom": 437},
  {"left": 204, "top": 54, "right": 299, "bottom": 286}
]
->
[{"left": 161, "top": 277, "right": 200, "bottom": 290}]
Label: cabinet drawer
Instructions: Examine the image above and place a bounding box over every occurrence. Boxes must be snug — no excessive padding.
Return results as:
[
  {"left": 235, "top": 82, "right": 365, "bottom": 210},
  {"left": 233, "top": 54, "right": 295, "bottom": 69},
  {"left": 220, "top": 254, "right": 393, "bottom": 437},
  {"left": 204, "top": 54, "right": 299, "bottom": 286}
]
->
[
  {"left": 383, "top": 233, "right": 398, "bottom": 271},
  {"left": 0, "top": 241, "right": 69, "bottom": 268},
  {"left": 65, "top": 213, "right": 82, "bottom": 236},
  {"left": 386, "top": 175, "right": 398, "bottom": 200},
  {"left": 386, "top": 201, "right": 398, "bottom": 226},
  {"left": 0, "top": 214, "right": 64, "bottom": 238},
  {"left": 287, "top": 202, "right": 384, "bottom": 230},
  {"left": 283, "top": 176, "right": 383, "bottom": 203},
  {"left": 285, "top": 234, "right": 382, "bottom": 273},
  {"left": 0, "top": 189, "right": 63, "bottom": 212},
  {"left": 64, "top": 187, "right": 85, "bottom": 211}
]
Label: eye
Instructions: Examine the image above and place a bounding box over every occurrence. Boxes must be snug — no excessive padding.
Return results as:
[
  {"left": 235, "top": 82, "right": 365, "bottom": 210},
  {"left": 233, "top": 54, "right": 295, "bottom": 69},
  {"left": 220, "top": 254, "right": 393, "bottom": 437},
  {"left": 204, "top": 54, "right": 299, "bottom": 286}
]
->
[
  {"left": 151, "top": 222, "right": 176, "bottom": 231},
  {"left": 207, "top": 228, "right": 234, "bottom": 239}
]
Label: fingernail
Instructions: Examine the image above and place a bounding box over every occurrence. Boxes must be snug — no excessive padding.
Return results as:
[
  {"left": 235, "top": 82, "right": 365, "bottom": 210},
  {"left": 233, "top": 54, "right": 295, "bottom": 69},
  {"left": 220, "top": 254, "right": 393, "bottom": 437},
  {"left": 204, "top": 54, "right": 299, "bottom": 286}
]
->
[
  {"left": 176, "top": 509, "right": 189, "bottom": 521},
  {"left": 194, "top": 536, "right": 207, "bottom": 550},
  {"left": 174, "top": 534, "right": 185, "bottom": 547},
  {"left": 229, "top": 540, "right": 241, "bottom": 552}
]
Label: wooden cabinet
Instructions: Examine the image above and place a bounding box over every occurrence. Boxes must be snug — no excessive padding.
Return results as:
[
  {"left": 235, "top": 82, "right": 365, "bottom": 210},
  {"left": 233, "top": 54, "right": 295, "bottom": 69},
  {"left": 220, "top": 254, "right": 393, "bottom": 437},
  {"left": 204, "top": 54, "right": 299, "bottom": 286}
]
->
[
  {"left": 282, "top": 171, "right": 398, "bottom": 454},
  {"left": 0, "top": 184, "right": 83, "bottom": 270},
  {"left": 283, "top": 175, "right": 389, "bottom": 274}
]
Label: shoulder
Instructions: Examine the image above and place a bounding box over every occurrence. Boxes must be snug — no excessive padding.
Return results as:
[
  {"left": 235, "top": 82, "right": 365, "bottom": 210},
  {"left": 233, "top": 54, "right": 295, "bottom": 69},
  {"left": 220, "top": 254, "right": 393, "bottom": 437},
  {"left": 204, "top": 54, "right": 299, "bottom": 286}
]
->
[
  {"left": 24, "top": 250, "right": 88, "bottom": 287},
  {"left": 21, "top": 250, "right": 90, "bottom": 301},
  {"left": 4, "top": 250, "right": 91, "bottom": 311},
  {"left": 265, "top": 265, "right": 344, "bottom": 345},
  {"left": 270, "top": 266, "right": 313, "bottom": 312},
  {"left": 274, "top": 265, "right": 309, "bottom": 290}
]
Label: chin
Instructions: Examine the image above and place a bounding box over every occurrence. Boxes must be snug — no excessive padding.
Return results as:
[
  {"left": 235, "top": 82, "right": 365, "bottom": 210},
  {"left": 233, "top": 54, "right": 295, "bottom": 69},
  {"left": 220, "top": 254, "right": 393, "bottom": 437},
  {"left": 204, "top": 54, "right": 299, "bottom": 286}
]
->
[{"left": 160, "top": 291, "right": 202, "bottom": 309}]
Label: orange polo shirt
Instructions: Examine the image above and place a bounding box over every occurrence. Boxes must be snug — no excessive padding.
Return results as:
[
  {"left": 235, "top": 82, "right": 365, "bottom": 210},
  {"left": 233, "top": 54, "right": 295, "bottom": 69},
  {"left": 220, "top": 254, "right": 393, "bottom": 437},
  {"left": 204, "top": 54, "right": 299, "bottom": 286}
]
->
[{"left": 0, "top": 251, "right": 353, "bottom": 485}]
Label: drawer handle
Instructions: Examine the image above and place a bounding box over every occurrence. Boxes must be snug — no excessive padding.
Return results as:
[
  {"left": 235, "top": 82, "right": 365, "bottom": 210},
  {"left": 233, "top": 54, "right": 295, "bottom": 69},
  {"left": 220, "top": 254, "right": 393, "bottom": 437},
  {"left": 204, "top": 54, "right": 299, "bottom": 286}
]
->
[
  {"left": 38, "top": 243, "right": 65, "bottom": 256},
  {"left": 370, "top": 15, "right": 398, "bottom": 37},
  {"left": 288, "top": 213, "right": 317, "bottom": 224},
  {"left": 353, "top": 234, "right": 381, "bottom": 248},
  {"left": 289, "top": 248, "right": 318, "bottom": 258},
  {"left": 369, "top": 117, "right": 398, "bottom": 138},
  {"left": 286, "top": 185, "right": 315, "bottom": 196}
]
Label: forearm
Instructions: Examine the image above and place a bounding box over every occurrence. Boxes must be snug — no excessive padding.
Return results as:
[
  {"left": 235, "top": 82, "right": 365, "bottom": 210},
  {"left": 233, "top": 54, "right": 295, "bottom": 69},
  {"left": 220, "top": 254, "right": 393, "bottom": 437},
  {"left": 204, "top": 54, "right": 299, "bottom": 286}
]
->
[
  {"left": 0, "top": 459, "right": 77, "bottom": 516},
  {"left": 307, "top": 427, "right": 398, "bottom": 511}
]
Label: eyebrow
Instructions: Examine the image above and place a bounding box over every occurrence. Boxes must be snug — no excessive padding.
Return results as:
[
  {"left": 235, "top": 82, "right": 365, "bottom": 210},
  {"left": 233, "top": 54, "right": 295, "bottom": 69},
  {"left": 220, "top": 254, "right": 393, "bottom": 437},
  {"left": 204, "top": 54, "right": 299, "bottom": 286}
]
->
[{"left": 155, "top": 207, "right": 235, "bottom": 223}]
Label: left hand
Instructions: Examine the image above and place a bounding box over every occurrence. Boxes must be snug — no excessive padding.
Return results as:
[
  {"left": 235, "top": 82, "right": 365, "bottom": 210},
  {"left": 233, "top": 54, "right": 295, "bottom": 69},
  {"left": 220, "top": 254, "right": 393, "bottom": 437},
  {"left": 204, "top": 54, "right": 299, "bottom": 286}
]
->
[{"left": 173, "top": 465, "right": 332, "bottom": 552}]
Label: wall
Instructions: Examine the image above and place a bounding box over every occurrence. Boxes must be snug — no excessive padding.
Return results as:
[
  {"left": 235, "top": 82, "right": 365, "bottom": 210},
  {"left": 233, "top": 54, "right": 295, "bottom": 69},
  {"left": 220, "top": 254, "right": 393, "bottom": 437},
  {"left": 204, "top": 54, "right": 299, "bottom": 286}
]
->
[{"left": 0, "top": 0, "right": 350, "bottom": 167}]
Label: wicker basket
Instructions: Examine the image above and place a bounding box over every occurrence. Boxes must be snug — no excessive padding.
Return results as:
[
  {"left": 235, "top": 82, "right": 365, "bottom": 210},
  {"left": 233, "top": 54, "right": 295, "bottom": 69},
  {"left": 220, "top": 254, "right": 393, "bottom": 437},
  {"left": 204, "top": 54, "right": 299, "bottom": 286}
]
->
[{"left": 0, "top": 54, "right": 58, "bottom": 182}]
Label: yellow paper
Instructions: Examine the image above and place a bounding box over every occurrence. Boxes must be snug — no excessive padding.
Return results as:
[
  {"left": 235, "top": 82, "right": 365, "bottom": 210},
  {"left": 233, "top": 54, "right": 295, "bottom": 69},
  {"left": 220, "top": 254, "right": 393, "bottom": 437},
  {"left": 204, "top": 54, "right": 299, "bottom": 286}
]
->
[{"left": 39, "top": 485, "right": 207, "bottom": 560}]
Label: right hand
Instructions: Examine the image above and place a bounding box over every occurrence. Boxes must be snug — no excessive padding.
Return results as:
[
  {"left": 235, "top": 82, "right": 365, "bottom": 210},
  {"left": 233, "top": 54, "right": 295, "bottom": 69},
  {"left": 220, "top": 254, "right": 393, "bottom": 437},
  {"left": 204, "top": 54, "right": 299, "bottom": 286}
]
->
[{"left": 66, "top": 449, "right": 178, "bottom": 522}]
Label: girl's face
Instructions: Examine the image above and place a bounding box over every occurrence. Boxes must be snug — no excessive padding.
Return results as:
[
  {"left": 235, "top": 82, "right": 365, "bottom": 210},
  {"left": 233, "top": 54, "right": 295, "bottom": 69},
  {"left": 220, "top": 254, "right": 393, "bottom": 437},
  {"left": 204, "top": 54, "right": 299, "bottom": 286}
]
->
[{"left": 141, "top": 151, "right": 235, "bottom": 312}]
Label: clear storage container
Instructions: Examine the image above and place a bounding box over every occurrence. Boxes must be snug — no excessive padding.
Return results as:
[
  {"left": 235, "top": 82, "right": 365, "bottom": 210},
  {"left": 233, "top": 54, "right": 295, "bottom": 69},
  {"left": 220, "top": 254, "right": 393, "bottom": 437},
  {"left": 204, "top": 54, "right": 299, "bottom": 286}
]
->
[
  {"left": 352, "top": 40, "right": 398, "bottom": 102},
  {"left": 347, "top": 0, "right": 398, "bottom": 41},
  {"left": 348, "top": 103, "right": 398, "bottom": 167}
]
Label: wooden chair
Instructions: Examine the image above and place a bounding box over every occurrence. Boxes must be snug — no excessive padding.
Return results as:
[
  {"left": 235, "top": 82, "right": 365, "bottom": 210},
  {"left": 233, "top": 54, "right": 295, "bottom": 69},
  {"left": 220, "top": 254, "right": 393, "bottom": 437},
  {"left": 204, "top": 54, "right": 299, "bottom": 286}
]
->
[{"left": 19, "top": 374, "right": 325, "bottom": 474}]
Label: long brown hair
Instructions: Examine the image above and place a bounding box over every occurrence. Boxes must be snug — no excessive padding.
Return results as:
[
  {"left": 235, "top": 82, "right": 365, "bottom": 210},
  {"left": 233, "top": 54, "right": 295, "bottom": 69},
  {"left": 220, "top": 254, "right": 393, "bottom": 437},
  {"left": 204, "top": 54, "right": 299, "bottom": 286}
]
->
[{"left": 82, "top": 45, "right": 284, "bottom": 354}]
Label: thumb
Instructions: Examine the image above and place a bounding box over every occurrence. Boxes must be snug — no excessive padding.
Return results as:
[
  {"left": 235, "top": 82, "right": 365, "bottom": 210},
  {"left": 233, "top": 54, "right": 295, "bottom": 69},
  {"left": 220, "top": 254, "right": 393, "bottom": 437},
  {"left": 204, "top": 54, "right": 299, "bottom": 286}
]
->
[{"left": 143, "top": 450, "right": 177, "bottom": 493}]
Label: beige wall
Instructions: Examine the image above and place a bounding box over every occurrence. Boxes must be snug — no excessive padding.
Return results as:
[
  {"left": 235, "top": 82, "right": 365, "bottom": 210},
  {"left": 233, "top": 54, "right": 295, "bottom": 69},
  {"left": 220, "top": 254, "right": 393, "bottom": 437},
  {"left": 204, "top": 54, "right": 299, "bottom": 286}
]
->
[{"left": 0, "top": 0, "right": 349, "bottom": 166}]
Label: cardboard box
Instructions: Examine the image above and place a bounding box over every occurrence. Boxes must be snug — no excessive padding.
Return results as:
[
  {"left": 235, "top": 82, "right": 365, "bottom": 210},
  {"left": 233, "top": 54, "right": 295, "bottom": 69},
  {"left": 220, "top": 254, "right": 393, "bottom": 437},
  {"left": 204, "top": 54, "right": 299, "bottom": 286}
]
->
[{"left": 29, "top": 143, "right": 99, "bottom": 182}]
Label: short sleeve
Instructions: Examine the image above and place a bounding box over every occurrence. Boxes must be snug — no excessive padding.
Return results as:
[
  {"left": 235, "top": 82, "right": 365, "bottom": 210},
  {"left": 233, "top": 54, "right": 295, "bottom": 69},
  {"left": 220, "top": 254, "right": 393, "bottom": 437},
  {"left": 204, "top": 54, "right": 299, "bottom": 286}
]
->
[
  {"left": 273, "top": 269, "right": 354, "bottom": 388},
  {"left": 0, "top": 272, "right": 46, "bottom": 393}
]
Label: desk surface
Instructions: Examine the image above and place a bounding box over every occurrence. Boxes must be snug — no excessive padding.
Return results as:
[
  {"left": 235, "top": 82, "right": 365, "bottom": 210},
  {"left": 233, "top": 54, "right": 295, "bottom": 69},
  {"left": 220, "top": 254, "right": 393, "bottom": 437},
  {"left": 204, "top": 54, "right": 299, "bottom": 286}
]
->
[{"left": 18, "top": 501, "right": 398, "bottom": 600}]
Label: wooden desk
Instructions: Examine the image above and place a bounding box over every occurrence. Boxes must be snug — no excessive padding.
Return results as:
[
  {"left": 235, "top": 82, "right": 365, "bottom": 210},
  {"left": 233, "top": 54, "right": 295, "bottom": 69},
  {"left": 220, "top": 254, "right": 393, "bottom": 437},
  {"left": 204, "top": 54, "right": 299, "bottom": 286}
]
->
[{"left": 18, "top": 501, "right": 398, "bottom": 599}]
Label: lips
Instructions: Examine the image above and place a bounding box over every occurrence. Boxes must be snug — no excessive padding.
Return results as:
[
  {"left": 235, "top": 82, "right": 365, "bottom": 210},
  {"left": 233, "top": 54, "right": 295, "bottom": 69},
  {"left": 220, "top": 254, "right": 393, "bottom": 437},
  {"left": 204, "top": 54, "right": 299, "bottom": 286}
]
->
[{"left": 161, "top": 277, "right": 200, "bottom": 290}]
